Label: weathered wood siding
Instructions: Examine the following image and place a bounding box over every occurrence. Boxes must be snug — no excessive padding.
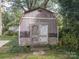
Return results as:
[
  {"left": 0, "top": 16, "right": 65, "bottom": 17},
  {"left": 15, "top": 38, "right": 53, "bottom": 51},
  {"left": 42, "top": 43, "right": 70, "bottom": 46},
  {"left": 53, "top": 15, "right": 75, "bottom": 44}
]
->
[
  {"left": 22, "top": 9, "right": 57, "bottom": 33},
  {"left": 19, "top": 8, "right": 58, "bottom": 46}
]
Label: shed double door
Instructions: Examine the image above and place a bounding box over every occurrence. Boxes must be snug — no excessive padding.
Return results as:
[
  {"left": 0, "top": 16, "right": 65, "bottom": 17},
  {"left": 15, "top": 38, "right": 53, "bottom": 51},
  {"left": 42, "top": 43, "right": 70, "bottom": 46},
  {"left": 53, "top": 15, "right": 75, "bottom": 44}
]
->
[{"left": 31, "top": 24, "right": 48, "bottom": 44}]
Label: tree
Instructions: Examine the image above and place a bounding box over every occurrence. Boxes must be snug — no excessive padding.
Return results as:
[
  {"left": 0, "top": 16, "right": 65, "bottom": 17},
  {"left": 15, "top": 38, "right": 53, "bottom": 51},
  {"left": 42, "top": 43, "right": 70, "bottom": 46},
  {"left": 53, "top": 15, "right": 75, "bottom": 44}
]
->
[
  {"left": 2, "top": 0, "right": 59, "bottom": 35},
  {"left": 58, "top": 0, "right": 79, "bottom": 35},
  {"left": 58, "top": 0, "right": 79, "bottom": 50},
  {"left": 12, "top": 0, "right": 50, "bottom": 11},
  {"left": 0, "top": 0, "right": 3, "bottom": 35}
]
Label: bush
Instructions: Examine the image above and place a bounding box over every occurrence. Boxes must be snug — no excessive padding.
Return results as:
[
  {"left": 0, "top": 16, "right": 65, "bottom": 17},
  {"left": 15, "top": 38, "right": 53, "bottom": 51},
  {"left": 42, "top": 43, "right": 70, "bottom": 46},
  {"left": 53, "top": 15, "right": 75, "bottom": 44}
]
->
[
  {"left": 3, "top": 31, "right": 18, "bottom": 36},
  {"left": 61, "top": 32, "right": 78, "bottom": 51},
  {"left": 47, "top": 44, "right": 53, "bottom": 50},
  {"left": 8, "top": 39, "right": 31, "bottom": 53},
  {"left": 9, "top": 45, "right": 30, "bottom": 53},
  {"left": 0, "top": 35, "right": 17, "bottom": 40}
]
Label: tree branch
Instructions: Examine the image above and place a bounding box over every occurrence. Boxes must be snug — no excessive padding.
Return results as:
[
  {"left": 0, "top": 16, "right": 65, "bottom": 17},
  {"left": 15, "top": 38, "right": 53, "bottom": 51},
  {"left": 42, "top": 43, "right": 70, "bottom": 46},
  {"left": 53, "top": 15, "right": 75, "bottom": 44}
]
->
[
  {"left": 41, "top": 0, "right": 50, "bottom": 8},
  {"left": 20, "top": 5, "right": 27, "bottom": 12}
]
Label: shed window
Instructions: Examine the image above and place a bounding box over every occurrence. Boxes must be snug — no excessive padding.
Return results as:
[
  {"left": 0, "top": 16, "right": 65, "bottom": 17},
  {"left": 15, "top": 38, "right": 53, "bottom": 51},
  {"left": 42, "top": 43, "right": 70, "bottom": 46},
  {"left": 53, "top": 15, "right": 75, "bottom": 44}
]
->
[{"left": 20, "top": 31, "right": 30, "bottom": 38}]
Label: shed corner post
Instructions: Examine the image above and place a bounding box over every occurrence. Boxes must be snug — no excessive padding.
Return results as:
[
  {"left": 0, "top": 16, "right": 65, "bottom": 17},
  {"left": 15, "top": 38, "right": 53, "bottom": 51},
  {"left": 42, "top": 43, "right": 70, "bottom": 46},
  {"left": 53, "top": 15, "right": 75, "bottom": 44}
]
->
[
  {"left": 57, "top": 26, "right": 59, "bottom": 44},
  {"left": 18, "top": 25, "right": 21, "bottom": 46}
]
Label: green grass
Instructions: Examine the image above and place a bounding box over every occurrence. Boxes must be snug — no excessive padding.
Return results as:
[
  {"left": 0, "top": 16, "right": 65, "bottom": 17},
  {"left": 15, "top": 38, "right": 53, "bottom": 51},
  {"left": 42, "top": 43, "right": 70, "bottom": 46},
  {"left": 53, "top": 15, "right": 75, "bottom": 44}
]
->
[
  {"left": 0, "top": 53, "right": 16, "bottom": 59},
  {"left": 0, "top": 35, "right": 17, "bottom": 40},
  {"left": 0, "top": 35, "right": 79, "bottom": 59},
  {"left": 27, "top": 53, "right": 69, "bottom": 59},
  {"left": 28, "top": 55, "right": 57, "bottom": 59},
  {"left": 0, "top": 36, "right": 17, "bottom": 59}
]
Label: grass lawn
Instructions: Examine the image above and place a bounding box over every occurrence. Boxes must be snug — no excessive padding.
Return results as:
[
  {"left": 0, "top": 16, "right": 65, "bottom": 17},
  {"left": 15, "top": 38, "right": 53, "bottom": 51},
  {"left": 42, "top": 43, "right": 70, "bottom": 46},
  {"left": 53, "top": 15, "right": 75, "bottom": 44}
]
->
[
  {"left": 0, "top": 36, "right": 78, "bottom": 59},
  {"left": 27, "top": 51, "right": 70, "bottom": 59},
  {"left": 0, "top": 49, "right": 71, "bottom": 59}
]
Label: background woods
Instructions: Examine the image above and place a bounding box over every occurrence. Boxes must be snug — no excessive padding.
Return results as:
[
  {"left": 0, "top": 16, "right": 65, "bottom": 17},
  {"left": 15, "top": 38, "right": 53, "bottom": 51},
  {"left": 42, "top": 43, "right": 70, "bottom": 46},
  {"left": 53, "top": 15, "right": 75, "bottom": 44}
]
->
[
  {"left": 58, "top": 0, "right": 79, "bottom": 51},
  {"left": 0, "top": 0, "right": 79, "bottom": 54}
]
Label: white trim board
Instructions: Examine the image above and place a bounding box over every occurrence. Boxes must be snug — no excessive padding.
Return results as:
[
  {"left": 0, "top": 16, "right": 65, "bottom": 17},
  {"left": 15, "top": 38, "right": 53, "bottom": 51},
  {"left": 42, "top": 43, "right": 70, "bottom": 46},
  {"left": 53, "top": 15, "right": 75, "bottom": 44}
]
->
[{"left": 22, "top": 17, "right": 55, "bottom": 19}]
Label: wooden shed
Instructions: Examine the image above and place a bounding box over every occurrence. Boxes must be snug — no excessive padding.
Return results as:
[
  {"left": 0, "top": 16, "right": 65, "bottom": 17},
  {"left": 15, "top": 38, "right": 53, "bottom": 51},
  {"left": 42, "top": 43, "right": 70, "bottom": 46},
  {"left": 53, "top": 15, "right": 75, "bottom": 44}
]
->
[{"left": 19, "top": 8, "right": 58, "bottom": 46}]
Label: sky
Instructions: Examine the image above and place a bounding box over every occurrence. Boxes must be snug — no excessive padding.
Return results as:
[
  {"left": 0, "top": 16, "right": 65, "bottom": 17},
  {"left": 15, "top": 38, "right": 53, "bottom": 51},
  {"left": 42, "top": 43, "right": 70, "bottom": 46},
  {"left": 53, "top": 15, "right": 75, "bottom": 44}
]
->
[
  {"left": 1, "top": 1, "right": 13, "bottom": 11},
  {"left": 0, "top": 0, "right": 59, "bottom": 12}
]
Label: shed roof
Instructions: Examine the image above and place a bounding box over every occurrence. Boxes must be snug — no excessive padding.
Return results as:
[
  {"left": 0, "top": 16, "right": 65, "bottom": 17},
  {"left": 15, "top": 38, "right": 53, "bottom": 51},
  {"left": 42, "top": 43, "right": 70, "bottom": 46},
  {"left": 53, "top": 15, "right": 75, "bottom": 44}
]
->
[
  {"left": 22, "top": 7, "right": 56, "bottom": 18},
  {"left": 24, "top": 7, "right": 55, "bottom": 14},
  {"left": 20, "top": 7, "right": 55, "bottom": 24}
]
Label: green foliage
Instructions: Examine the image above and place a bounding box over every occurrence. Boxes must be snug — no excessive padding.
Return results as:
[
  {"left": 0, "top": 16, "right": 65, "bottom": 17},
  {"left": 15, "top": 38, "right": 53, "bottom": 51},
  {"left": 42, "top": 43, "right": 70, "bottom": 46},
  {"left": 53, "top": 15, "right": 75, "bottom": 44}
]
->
[
  {"left": 8, "top": 39, "right": 31, "bottom": 53},
  {"left": 0, "top": 35, "right": 17, "bottom": 40},
  {"left": 13, "top": 0, "right": 50, "bottom": 10},
  {"left": 47, "top": 44, "right": 53, "bottom": 50},
  {"left": 9, "top": 45, "right": 30, "bottom": 53},
  {"left": 61, "top": 32, "right": 78, "bottom": 51},
  {"left": 58, "top": 0, "right": 79, "bottom": 33},
  {"left": 58, "top": 0, "right": 79, "bottom": 52},
  {"left": 0, "top": 36, "right": 31, "bottom": 53},
  {"left": 47, "top": 44, "right": 59, "bottom": 50},
  {"left": 2, "top": 9, "right": 22, "bottom": 35}
]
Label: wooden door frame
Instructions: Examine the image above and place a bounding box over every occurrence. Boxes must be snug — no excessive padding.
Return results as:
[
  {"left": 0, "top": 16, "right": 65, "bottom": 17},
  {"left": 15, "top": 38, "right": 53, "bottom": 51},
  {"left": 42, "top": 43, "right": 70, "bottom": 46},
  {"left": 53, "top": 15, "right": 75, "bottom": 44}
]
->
[
  {"left": 30, "top": 22, "right": 48, "bottom": 45},
  {"left": 30, "top": 24, "right": 39, "bottom": 44}
]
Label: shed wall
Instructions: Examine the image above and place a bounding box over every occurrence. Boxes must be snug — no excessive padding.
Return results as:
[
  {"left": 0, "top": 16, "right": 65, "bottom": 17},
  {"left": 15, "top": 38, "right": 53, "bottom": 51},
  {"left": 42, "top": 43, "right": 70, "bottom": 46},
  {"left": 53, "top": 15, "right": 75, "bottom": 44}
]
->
[
  {"left": 21, "top": 9, "right": 57, "bottom": 33},
  {"left": 19, "top": 9, "right": 58, "bottom": 46}
]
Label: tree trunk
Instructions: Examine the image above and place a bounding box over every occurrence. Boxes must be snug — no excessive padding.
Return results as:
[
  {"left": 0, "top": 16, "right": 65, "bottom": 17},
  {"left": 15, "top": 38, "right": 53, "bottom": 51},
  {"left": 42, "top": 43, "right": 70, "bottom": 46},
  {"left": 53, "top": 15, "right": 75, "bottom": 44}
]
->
[
  {"left": 0, "top": 1, "right": 2, "bottom": 35},
  {"left": 41, "top": 0, "right": 50, "bottom": 8}
]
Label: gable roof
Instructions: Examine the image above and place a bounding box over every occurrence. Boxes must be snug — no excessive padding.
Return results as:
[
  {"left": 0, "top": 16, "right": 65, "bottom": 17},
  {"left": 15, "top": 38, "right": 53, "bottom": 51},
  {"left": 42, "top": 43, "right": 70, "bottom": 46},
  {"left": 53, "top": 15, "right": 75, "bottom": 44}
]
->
[
  {"left": 24, "top": 7, "right": 55, "bottom": 14},
  {"left": 19, "top": 7, "right": 56, "bottom": 25}
]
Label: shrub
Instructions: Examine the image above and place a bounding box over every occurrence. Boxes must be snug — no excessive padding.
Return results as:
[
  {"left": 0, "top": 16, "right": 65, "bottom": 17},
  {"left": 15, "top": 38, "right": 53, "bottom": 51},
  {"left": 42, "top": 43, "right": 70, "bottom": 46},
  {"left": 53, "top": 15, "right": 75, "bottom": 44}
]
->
[
  {"left": 8, "top": 39, "right": 31, "bottom": 53},
  {"left": 3, "top": 31, "right": 18, "bottom": 36},
  {"left": 61, "top": 32, "right": 78, "bottom": 51},
  {"left": 9, "top": 45, "right": 30, "bottom": 53}
]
